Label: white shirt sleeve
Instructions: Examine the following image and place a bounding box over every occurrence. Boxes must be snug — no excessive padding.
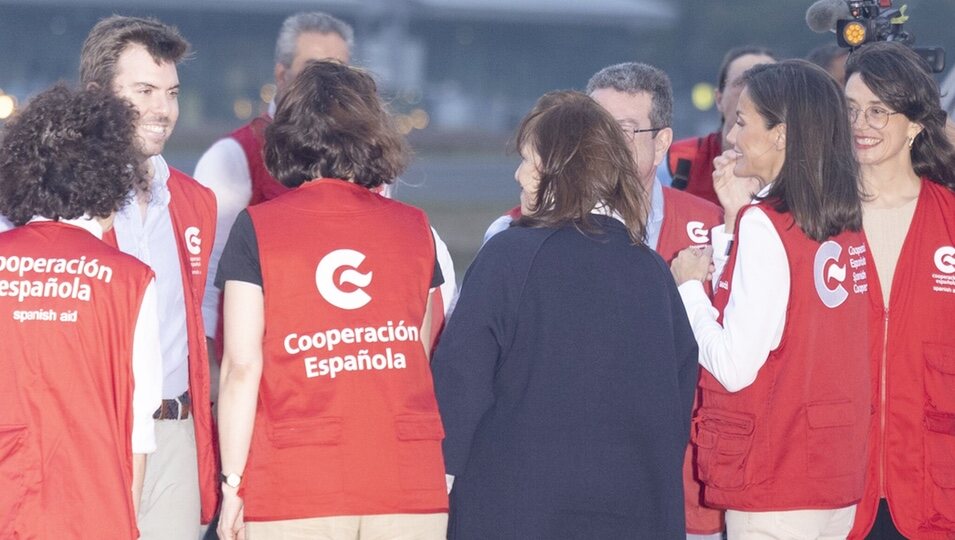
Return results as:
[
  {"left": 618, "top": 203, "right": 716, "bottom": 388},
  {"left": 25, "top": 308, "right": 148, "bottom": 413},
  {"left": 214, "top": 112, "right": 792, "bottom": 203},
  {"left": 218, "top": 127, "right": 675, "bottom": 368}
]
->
[
  {"left": 431, "top": 226, "right": 457, "bottom": 314},
  {"left": 482, "top": 215, "right": 514, "bottom": 245},
  {"left": 677, "top": 208, "right": 789, "bottom": 392},
  {"left": 131, "top": 281, "right": 163, "bottom": 454},
  {"left": 193, "top": 138, "right": 254, "bottom": 335},
  {"left": 710, "top": 224, "right": 734, "bottom": 285}
]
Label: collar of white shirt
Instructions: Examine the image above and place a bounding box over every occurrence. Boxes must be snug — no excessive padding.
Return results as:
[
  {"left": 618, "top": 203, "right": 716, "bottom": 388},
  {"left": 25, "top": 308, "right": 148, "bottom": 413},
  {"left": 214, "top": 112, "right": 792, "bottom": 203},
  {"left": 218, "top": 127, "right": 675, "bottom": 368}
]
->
[{"left": 27, "top": 215, "right": 104, "bottom": 240}]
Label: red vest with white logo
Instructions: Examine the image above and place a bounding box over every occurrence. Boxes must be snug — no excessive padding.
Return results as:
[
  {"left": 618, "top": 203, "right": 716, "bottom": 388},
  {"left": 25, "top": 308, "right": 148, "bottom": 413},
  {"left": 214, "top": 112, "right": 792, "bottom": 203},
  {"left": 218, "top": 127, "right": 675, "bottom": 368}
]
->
[
  {"left": 0, "top": 222, "right": 153, "bottom": 539},
  {"left": 667, "top": 132, "right": 723, "bottom": 205},
  {"left": 849, "top": 179, "right": 955, "bottom": 540},
  {"left": 243, "top": 178, "right": 448, "bottom": 521},
  {"left": 231, "top": 114, "right": 290, "bottom": 205},
  {"left": 695, "top": 203, "right": 870, "bottom": 511},
  {"left": 657, "top": 187, "right": 723, "bottom": 534},
  {"left": 103, "top": 167, "right": 220, "bottom": 523}
]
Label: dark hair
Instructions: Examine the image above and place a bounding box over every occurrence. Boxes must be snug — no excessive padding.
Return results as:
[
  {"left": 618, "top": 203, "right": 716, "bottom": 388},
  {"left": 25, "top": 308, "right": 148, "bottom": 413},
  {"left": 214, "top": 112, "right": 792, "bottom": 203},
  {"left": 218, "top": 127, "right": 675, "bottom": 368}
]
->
[
  {"left": 717, "top": 45, "right": 777, "bottom": 91},
  {"left": 80, "top": 15, "right": 190, "bottom": 89},
  {"left": 265, "top": 61, "right": 409, "bottom": 189},
  {"left": 807, "top": 43, "right": 849, "bottom": 70},
  {"left": 845, "top": 41, "right": 955, "bottom": 192},
  {"left": 0, "top": 85, "right": 142, "bottom": 226},
  {"left": 586, "top": 62, "right": 672, "bottom": 129},
  {"left": 741, "top": 60, "right": 862, "bottom": 241},
  {"left": 514, "top": 91, "right": 647, "bottom": 244}
]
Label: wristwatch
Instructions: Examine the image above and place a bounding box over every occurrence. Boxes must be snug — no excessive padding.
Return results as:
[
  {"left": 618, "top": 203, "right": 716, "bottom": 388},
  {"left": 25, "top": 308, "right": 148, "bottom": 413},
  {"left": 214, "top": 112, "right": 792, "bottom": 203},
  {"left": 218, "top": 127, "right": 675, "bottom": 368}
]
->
[{"left": 220, "top": 472, "right": 242, "bottom": 488}]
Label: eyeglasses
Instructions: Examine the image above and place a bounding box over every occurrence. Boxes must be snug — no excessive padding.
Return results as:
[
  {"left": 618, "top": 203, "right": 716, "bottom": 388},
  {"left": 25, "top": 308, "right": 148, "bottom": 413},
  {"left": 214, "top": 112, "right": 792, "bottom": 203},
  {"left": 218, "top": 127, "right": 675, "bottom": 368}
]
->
[
  {"left": 621, "top": 126, "right": 667, "bottom": 139},
  {"left": 847, "top": 105, "right": 903, "bottom": 130}
]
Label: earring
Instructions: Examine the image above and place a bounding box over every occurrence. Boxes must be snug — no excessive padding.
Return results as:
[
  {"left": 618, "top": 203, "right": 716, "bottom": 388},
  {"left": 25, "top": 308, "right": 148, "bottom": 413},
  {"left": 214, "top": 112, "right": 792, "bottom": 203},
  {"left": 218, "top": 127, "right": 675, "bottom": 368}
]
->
[{"left": 907, "top": 136, "right": 914, "bottom": 149}]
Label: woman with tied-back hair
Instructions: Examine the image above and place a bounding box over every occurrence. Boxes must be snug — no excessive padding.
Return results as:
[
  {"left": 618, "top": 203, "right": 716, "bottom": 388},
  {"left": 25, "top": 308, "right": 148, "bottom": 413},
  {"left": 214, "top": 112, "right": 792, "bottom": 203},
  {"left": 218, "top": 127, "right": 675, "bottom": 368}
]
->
[
  {"left": 432, "top": 90, "right": 698, "bottom": 539},
  {"left": 0, "top": 85, "right": 162, "bottom": 539},
  {"left": 215, "top": 60, "right": 448, "bottom": 540},
  {"left": 671, "top": 60, "right": 871, "bottom": 539},
  {"left": 841, "top": 42, "right": 955, "bottom": 540}
]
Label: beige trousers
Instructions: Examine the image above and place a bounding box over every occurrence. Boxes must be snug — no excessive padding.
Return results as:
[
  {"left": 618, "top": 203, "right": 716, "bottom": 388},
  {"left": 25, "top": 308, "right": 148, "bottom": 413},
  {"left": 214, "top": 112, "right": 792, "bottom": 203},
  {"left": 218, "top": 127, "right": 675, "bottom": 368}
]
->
[
  {"left": 725, "top": 505, "right": 857, "bottom": 540},
  {"left": 137, "top": 417, "right": 202, "bottom": 539},
  {"left": 245, "top": 513, "right": 448, "bottom": 540}
]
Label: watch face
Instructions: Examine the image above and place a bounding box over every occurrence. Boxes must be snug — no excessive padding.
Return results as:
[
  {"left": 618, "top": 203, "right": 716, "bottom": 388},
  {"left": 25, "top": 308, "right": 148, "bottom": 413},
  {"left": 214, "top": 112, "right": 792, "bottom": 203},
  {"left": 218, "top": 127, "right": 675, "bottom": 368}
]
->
[{"left": 224, "top": 473, "right": 241, "bottom": 488}]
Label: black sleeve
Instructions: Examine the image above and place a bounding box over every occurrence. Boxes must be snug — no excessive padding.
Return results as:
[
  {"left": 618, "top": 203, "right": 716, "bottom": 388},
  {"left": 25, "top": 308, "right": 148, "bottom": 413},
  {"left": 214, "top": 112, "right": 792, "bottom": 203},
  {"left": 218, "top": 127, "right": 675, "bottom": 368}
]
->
[{"left": 215, "top": 210, "right": 262, "bottom": 289}]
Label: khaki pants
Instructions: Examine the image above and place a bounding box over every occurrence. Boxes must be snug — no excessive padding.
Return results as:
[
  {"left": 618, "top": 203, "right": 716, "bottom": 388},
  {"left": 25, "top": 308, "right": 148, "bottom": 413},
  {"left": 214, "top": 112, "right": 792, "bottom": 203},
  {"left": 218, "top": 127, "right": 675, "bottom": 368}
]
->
[
  {"left": 726, "top": 505, "right": 856, "bottom": 540},
  {"left": 138, "top": 417, "right": 202, "bottom": 539},
  {"left": 246, "top": 513, "right": 448, "bottom": 540}
]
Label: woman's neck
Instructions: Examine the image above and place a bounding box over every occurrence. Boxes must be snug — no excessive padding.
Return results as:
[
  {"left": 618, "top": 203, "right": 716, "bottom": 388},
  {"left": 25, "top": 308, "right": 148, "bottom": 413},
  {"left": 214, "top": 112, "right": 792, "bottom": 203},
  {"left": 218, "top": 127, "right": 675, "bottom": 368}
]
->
[{"left": 861, "top": 159, "right": 921, "bottom": 209}]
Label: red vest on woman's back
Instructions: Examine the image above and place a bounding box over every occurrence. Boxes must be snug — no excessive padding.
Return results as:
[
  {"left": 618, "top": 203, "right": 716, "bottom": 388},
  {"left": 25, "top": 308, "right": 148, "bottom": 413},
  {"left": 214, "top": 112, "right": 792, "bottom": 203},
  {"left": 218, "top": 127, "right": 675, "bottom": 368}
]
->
[
  {"left": 0, "top": 222, "right": 153, "bottom": 539},
  {"left": 695, "top": 203, "right": 871, "bottom": 511},
  {"left": 243, "top": 179, "right": 448, "bottom": 521}
]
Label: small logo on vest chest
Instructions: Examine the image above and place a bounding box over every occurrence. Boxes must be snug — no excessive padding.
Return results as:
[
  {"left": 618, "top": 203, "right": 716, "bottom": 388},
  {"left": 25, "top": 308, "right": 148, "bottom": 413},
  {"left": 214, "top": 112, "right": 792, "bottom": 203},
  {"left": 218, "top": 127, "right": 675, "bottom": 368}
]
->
[
  {"left": 686, "top": 221, "right": 709, "bottom": 244},
  {"left": 315, "top": 249, "right": 373, "bottom": 310},
  {"left": 931, "top": 246, "right": 955, "bottom": 294}
]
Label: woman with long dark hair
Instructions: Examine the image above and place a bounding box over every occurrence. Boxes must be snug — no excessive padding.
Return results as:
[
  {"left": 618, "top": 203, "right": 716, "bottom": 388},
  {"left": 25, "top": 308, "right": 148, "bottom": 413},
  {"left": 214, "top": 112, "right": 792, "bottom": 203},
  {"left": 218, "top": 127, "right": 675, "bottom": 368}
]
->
[
  {"left": 433, "top": 91, "right": 699, "bottom": 539},
  {"left": 672, "top": 60, "right": 871, "bottom": 538},
  {"left": 842, "top": 42, "right": 955, "bottom": 540}
]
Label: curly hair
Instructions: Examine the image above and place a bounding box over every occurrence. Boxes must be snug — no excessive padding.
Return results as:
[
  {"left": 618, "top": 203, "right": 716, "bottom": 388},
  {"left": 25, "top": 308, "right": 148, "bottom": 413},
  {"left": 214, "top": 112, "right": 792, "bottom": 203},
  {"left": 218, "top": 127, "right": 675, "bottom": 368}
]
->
[
  {"left": 514, "top": 91, "right": 647, "bottom": 245},
  {"left": 265, "top": 60, "right": 409, "bottom": 189},
  {"left": 0, "top": 85, "right": 142, "bottom": 226}
]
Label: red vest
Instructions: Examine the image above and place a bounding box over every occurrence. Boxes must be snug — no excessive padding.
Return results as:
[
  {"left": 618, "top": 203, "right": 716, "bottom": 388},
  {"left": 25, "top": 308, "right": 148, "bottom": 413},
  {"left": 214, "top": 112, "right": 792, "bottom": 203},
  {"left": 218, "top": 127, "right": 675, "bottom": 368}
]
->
[
  {"left": 0, "top": 222, "right": 153, "bottom": 539},
  {"left": 231, "top": 114, "right": 290, "bottom": 205},
  {"left": 667, "top": 132, "right": 723, "bottom": 205},
  {"left": 243, "top": 179, "right": 448, "bottom": 521},
  {"left": 695, "top": 203, "right": 870, "bottom": 510},
  {"left": 656, "top": 187, "right": 723, "bottom": 534},
  {"left": 849, "top": 179, "right": 955, "bottom": 540},
  {"left": 103, "top": 168, "right": 220, "bottom": 523}
]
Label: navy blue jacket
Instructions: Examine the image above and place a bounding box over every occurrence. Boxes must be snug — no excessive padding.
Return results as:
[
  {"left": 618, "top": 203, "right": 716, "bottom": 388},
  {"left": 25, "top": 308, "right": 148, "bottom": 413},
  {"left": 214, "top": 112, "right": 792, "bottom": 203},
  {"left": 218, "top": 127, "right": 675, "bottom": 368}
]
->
[{"left": 432, "top": 216, "right": 698, "bottom": 539}]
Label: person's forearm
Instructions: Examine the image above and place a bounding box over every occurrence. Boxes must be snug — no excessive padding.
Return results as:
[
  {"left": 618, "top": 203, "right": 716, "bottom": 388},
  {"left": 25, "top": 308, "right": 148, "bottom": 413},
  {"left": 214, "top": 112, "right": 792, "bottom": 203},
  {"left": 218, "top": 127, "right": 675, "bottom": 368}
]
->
[
  {"left": 132, "top": 453, "right": 146, "bottom": 516},
  {"left": 218, "top": 358, "right": 261, "bottom": 480}
]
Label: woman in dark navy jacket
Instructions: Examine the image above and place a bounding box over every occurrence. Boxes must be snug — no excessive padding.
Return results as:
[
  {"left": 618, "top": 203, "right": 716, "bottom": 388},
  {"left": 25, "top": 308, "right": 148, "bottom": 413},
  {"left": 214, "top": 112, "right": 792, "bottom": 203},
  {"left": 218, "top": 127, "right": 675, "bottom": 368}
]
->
[{"left": 432, "top": 91, "right": 699, "bottom": 539}]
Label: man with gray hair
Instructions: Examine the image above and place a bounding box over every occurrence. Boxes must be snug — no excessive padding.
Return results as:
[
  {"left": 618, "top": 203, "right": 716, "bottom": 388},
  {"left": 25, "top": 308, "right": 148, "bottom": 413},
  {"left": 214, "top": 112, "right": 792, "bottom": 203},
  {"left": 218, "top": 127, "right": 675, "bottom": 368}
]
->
[
  {"left": 589, "top": 62, "right": 724, "bottom": 540},
  {"left": 193, "top": 12, "right": 352, "bottom": 362}
]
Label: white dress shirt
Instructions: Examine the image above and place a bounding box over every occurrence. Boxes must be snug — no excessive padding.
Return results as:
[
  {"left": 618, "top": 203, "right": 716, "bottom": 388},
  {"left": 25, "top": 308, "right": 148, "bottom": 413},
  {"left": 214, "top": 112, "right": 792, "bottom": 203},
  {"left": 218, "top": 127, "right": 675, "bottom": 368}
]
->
[
  {"left": 677, "top": 186, "right": 790, "bottom": 392},
  {"left": 30, "top": 216, "right": 163, "bottom": 453}
]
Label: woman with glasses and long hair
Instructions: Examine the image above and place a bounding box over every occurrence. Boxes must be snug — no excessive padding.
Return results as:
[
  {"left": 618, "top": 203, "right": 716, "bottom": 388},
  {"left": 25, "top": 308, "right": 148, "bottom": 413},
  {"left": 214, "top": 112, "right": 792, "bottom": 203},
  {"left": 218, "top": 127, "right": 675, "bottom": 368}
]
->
[
  {"left": 671, "top": 60, "right": 871, "bottom": 539},
  {"left": 841, "top": 42, "right": 955, "bottom": 540},
  {"left": 432, "top": 91, "right": 699, "bottom": 539}
]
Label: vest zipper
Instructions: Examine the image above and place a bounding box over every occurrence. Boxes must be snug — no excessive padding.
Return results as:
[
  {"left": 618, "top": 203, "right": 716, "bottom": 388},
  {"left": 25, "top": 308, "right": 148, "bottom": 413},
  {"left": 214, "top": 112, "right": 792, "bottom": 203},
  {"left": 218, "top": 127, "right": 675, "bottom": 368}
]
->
[{"left": 879, "top": 306, "right": 889, "bottom": 498}]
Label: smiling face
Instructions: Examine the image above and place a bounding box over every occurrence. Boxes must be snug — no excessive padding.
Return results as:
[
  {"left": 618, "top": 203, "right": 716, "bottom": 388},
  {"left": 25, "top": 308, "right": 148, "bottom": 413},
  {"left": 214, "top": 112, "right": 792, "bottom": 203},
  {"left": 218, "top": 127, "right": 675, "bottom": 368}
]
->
[
  {"left": 844, "top": 72, "right": 922, "bottom": 171},
  {"left": 515, "top": 143, "right": 542, "bottom": 214},
  {"left": 111, "top": 43, "right": 179, "bottom": 159},
  {"left": 725, "top": 87, "right": 785, "bottom": 183}
]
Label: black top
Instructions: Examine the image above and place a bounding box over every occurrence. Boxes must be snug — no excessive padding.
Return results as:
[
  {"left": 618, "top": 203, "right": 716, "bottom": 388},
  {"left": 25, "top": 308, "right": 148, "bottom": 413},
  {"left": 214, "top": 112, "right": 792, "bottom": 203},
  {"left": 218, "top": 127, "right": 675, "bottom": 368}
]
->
[
  {"left": 432, "top": 215, "right": 697, "bottom": 540},
  {"left": 216, "top": 209, "right": 443, "bottom": 290}
]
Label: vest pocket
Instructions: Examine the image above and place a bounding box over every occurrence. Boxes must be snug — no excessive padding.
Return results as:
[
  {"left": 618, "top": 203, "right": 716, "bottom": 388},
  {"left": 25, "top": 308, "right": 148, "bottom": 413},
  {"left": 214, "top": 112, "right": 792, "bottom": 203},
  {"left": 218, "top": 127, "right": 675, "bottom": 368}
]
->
[
  {"left": 924, "top": 342, "right": 955, "bottom": 412},
  {"left": 693, "top": 408, "right": 755, "bottom": 491},
  {"left": 0, "top": 424, "right": 27, "bottom": 537},
  {"left": 267, "top": 416, "right": 343, "bottom": 448},
  {"left": 806, "top": 400, "right": 857, "bottom": 479},
  {"left": 395, "top": 414, "right": 446, "bottom": 491},
  {"left": 924, "top": 411, "right": 955, "bottom": 527}
]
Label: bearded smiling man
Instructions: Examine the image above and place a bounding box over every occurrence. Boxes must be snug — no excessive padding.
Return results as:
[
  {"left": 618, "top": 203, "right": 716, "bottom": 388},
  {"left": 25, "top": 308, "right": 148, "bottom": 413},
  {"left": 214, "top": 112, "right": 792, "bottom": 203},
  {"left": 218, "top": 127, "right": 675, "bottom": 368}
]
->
[{"left": 79, "top": 16, "right": 219, "bottom": 539}]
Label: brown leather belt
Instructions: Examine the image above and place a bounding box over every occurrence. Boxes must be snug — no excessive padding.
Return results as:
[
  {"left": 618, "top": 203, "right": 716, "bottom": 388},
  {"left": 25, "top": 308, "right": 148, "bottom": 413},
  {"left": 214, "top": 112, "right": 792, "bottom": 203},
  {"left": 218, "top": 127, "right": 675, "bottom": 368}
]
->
[{"left": 153, "top": 390, "right": 191, "bottom": 420}]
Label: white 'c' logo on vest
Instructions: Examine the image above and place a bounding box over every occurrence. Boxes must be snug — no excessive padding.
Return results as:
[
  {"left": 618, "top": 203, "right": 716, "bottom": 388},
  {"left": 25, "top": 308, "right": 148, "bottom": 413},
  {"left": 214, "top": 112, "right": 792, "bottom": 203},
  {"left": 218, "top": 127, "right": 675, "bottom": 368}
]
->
[
  {"left": 686, "top": 221, "right": 709, "bottom": 244},
  {"left": 315, "top": 249, "right": 373, "bottom": 310},
  {"left": 184, "top": 226, "right": 201, "bottom": 256},
  {"left": 814, "top": 241, "right": 848, "bottom": 309},
  {"left": 934, "top": 246, "right": 955, "bottom": 274}
]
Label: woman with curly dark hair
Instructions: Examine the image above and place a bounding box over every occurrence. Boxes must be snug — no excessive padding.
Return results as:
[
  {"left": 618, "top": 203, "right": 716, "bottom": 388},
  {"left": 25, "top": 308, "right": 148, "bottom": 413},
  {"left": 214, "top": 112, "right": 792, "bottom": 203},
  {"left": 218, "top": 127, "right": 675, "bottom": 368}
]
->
[
  {"left": 215, "top": 61, "right": 448, "bottom": 539},
  {"left": 0, "top": 85, "right": 162, "bottom": 539},
  {"left": 431, "top": 91, "right": 698, "bottom": 539},
  {"left": 843, "top": 41, "right": 955, "bottom": 540}
]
